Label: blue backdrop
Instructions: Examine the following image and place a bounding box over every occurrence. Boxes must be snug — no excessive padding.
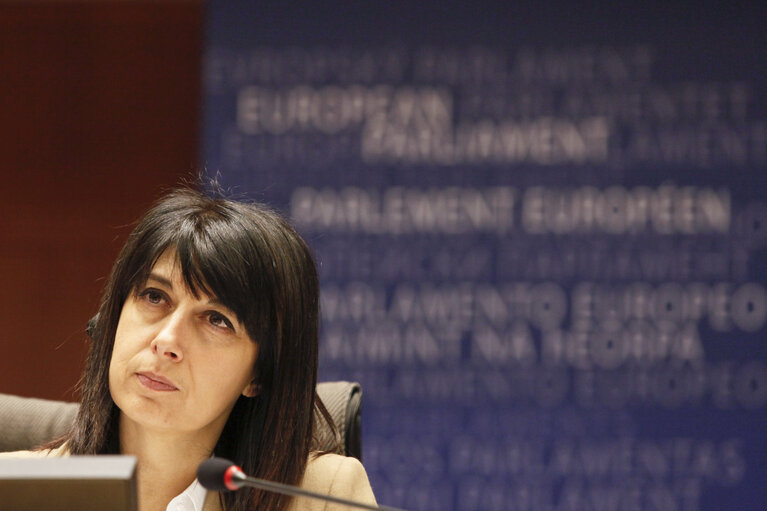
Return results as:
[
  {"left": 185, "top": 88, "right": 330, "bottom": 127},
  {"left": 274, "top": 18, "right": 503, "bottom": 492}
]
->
[{"left": 203, "top": 4, "right": 767, "bottom": 510}]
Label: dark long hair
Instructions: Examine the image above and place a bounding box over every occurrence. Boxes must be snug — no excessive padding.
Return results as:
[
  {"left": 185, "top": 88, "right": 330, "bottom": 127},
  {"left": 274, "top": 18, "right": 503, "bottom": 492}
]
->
[{"left": 57, "top": 188, "right": 326, "bottom": 511}]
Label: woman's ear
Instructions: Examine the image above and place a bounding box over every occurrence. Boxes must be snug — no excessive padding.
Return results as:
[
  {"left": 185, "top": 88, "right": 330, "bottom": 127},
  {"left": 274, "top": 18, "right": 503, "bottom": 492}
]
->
[{"left": 242, "top": 380, "right": 261, "bottom": 397}]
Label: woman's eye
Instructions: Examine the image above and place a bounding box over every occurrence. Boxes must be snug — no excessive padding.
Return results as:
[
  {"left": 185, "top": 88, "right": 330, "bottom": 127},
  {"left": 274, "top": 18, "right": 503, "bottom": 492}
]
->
[
  {"left": 139, "top": 289, "right": 165, "bottom": 305},
  {"left": 209, "top": 312, "right": 235, "bottom": 331}
]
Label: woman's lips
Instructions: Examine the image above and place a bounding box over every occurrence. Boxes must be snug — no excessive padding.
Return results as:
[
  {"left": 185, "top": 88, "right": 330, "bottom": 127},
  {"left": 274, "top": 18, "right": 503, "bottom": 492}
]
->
[{"left": 137, "top": 372, "right": 178, "bottom": 391}]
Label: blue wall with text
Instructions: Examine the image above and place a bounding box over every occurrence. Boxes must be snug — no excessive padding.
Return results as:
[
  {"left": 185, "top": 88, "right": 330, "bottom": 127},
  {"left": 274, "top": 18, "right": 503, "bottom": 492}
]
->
[{"left": 204, "top": 4, "right": 767, "bottom": 510}]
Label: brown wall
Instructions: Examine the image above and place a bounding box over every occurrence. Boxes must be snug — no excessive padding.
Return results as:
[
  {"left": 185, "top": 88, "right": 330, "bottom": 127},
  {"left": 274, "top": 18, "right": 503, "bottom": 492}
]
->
[{"left": 0, "top": 1, "right": 203, "bottom": 401}]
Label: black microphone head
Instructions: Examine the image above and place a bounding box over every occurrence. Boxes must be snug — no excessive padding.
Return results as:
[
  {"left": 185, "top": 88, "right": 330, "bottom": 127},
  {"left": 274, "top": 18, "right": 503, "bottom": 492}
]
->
[{"left": 198, "top": 457, "right": 240, "bottom": 492}]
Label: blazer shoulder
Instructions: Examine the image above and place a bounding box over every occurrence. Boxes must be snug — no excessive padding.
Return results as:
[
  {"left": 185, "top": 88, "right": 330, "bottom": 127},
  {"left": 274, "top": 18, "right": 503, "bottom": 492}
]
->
[
  {"left": 292, "top": 453, "right": 376, "bottom": 511},
  {"left": 0, "top": 445, "right": 68, "bottom": 458}
]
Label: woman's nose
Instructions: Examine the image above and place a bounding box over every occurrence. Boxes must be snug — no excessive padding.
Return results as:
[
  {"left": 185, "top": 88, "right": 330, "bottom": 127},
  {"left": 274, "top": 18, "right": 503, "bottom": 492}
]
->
[{"left": 150, "top": 313, "right": 186, "bottom": 362}]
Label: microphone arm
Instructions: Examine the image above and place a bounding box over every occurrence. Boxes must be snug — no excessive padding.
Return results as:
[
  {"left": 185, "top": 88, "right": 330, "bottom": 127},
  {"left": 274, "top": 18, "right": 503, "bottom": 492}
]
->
[{"left": 199, "top": 458, "right": 408, "bottom": 511}]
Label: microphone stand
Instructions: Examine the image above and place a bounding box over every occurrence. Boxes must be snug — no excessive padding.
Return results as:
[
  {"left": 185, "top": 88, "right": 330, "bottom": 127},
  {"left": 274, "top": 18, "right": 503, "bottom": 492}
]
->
[{"left": 228, "top": 469, "right": 408, "bottom": 511}]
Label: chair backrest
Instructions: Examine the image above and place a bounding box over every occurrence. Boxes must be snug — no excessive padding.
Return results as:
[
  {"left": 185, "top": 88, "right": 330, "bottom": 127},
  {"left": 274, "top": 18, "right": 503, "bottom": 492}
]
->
[
  {"left": 0, "top": 393, "right": 78, "bottom": 453},
  {"left": 0, "top": 381, "right": 362, "bottom": 459},
  {"left": 315, "top": 381, "right": 363, "bottom": 459}
]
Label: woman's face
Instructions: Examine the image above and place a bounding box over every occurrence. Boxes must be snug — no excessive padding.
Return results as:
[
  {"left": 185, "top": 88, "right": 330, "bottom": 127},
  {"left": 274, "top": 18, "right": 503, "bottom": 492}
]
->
[{"left": 108, "top": 250, "right": 259, "bottom": 439}]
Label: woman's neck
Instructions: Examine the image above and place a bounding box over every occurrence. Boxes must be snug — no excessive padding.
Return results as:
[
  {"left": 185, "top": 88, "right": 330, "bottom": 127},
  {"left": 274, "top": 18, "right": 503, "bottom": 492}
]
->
[{"left": 119, "top": 414, "right": 218, "bottom": 511}]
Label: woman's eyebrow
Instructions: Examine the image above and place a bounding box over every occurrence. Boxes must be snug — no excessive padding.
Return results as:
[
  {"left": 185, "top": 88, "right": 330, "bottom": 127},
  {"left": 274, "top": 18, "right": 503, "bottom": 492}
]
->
[
  {"left": 207, "top": 297, "right": 236, "bottom": 314},
  {"left": 206, "top": 298, "right": 241, "bottom": 321},
  {"left": 146, "top": 273, "right": 173, "bottom": 289}
]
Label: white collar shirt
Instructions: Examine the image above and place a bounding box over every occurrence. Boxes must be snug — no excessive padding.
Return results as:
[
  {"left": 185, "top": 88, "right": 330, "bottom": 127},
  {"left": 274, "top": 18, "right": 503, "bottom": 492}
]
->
[{"left": 166, "top": 478, "right": 208, "bottom": 511}]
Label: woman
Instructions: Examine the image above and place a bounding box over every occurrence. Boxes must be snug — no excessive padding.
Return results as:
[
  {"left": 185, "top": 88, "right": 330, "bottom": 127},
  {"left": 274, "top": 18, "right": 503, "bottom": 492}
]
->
[{"left": 2, "top": 188, "right": 375, "bottom": 511}]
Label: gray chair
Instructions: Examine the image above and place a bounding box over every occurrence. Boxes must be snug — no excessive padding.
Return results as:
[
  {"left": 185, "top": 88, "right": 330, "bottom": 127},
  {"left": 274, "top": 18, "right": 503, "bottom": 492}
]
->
[{"left": 0, "top": 381, "right": 362, "bottom": 459}]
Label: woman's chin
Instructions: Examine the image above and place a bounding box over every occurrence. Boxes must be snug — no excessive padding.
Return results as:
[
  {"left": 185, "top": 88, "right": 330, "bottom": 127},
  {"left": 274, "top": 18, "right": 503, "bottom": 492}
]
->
[{"left": 116, "top": 397, "right": 188, "bottom": 434}]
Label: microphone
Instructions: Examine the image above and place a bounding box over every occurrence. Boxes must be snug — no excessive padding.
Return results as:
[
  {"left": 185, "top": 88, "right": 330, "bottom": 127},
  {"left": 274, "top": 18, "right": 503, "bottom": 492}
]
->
[{"left": 197, "top": 457, "right": 407, "bottom": 511}]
